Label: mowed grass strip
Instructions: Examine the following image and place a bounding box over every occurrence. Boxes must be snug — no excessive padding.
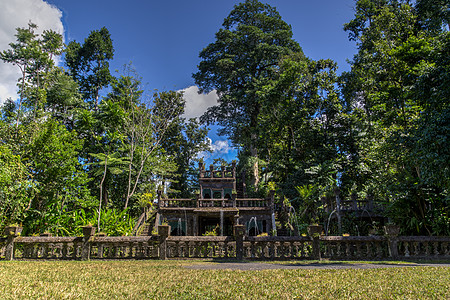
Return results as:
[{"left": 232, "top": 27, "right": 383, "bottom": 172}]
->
[{"left": 0, "top": 260, "right": 448, "bottom": 299}]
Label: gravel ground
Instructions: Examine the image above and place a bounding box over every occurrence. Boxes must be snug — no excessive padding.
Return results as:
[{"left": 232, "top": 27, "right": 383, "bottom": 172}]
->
[{"left": 185, "top": 261, "right": 450, "bottom": 270}]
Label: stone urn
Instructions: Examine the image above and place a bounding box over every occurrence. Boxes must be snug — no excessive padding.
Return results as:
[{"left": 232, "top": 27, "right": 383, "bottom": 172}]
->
[
  {"left": 82, "top": 225, "right": 96, "bottom": 237},
  {"left": 307, "top": 224, "right": 323, "bottom": 236},
  {"left": 384, "top": 224, "right": 400, "bottom": 236},
  {"left": 3, "top": 226, "right": 22, "bottom": 237}
]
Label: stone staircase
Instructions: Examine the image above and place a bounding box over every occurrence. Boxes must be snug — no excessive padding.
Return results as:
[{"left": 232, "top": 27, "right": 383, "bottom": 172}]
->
[
  {"left": 137, "top": 223, "right": 152, "bottom": 236},
  {"left": 133, "top": 210, "right": 158, "bottom": 236}
]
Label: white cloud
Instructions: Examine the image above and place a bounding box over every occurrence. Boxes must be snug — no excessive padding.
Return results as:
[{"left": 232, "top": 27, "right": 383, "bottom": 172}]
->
[
  {"left": 198, "top": 137, "right": 235, "bottom": 162},
  {"left": 0, "top": 0, "right": 64, "bottom": 104},
  {"left": 209, "top": 138, "right": 232, "bottom": 154},
  {"left": 181, "top": 85, "right": 218, "bottom": 119}
]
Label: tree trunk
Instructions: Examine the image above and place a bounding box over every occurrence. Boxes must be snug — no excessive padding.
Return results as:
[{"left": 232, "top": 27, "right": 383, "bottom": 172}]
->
[{"left": 250, "top": 134, "right": 259, "bottom": 190}]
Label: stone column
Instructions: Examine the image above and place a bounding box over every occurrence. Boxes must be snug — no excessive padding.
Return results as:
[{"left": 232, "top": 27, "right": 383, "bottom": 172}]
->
[
  {"left": 234, "top": 224, "right": 245, "bottom": 260},
  {"left": 4, "top": 226, "right": 22, "bottom": 261},
  {"left": 158, "top": 225, "right": 171, "bottom": 260},
  {"left": 308, "top": 224, "right": 323, "bottom": 260},
  {"left": 81, "top": 225, "right": 95, "bottom": 261},
  {"left": 193, "top": 215, "right": 198, "bottom": 236},
  {"left": 384, "top": 224, "right": 400, "bottom": 258}
]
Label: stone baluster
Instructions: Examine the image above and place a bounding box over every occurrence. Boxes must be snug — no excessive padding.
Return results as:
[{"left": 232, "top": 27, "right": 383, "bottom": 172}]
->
[
  {"left": 289, "top": 242, "right": 295, "bottom": 259},
  {"left": 413, "top": 242, "right": 419, "bottom": 256},
  {"left": 202, "top": 242, "right": 208, "bottom": 258},
  {"left": 355, "top": 241, "right": 362, "bottom": 259},
  {"left": 424, "top": 242, "right": 430, "bottom": 256},
  {"left": 336, "top": 243, "right": 342, "bottom": 258},
  {"left": 365, "top": 242, "right": 372, "bottom": 259},
  {"left": 345, "top": 242, "right": 351, "bottom": 258},
  {"left": 43, "top": 244, "right": 50, "bottom": 259},
  {"left": 402, "top": 241, "right": 409, "bottom": 257},
  {"left": 193, "top": 241, "right": 200, "bottom": 257},
  {"left": 376, "top": 242, "right": 383, "bottom": 258},
  {"left": 433, "top": 241, "right": 440, "bottom": 256}
]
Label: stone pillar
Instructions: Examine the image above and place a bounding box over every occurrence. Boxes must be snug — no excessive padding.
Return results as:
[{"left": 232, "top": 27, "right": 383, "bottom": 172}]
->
[
  {"left": 308, "top": 225, "right": 323, "bottom": 260},
  {"left": 199, "top": 162, "right": 204, "bottom": 177},
  {"left": 220, "top": 210, "right": 224, "bottom": 236},
  {"left": 384, "top": 224, "right": 400, "bottom": 258},
  {"left": 193, "top": 215, "right": 198, "bottom": 236},
  {"left": 234, "top": 224, "right": 245, "bottom": 260},
  {"left": 157, "top": 190, "right": 162, "bottom": 208},
  {"left": 158, "top": 225, "right": 171, "bottom": 260},
  {"left": 4, "top": 226, "right": 22, "bottom": 261},
  {"left": 81, "top": 225, "right": 95, "bottom": 261},
  {"left": 234, "top": 214, "right": 240, "bottom": 226}
]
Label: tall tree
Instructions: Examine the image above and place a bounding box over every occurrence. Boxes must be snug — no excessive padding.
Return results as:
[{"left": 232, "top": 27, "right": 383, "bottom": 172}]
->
[
  {"left": 194, "top": 0, "right": 302, "bottom": 187},
  {"left": 342, "top": 0, "right": 449, "bottom": 235},
  {"left": 65, "top": 27, "right": 114, "bottom": 110},
  {"left": 1, "top": 23, "right": 63, "bottom": 125}
]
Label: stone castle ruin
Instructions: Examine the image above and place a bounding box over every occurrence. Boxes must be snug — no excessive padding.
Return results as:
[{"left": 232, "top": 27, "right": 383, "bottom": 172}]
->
[{"left": 155, "top": 162, "right": 275, "bottom": 236}]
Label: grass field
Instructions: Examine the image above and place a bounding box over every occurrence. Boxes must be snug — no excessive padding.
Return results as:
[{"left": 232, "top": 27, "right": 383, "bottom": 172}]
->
[{"left": 0, "top": 260, "right": 449, "bottom": 299}]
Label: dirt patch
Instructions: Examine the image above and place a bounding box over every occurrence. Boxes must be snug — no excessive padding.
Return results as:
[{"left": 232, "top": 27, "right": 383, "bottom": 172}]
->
[{"left": 185, "top": 261, "right": 450, "bottom": 271}]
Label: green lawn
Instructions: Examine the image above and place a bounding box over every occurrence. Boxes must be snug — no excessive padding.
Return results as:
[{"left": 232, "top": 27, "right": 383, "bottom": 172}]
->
[{"left": 0, "top": 260, "right": 448, "bottom": 299}]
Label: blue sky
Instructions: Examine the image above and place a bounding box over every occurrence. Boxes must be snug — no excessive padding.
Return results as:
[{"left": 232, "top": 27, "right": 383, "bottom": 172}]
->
[
  {"left": 48, "top": 0, "right": 357, "bottom": 91},
  {"left": 0, "top": 0, "right": 358, "bottom": 163}
]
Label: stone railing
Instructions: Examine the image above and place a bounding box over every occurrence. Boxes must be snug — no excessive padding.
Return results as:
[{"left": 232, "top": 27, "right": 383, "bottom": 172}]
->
[
  {"left": 243, "top": 236, "right": 313, "bottom": 259},
  {"left": 397, "top": 236, "right": 450, "bottom": 258},
  {"left": 320, "top": 236, "right": 388, "bottom": 260},
  {"left": 1, "top": 225, "right": 449, "bottom": 261},
  {"left": 158, "top": 197, "right": 271, "bottom": 209},
  {"left": 236, "top": 198, "right": 269, "bottom": 208},
  {"left": 0, "top": 226, "right": 160, "bottom": 261},
  {"left": 159, "top": 199, "right": 196, "bottom": 208},
  {"left": 197, "top": 199, "right": 234, "bottom": 208},
  {"left": 166, "top": 236, "right": 236, "bottom": 258}
]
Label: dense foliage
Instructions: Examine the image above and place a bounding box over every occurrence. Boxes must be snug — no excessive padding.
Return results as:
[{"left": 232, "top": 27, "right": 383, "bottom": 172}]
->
[
  {"left": 1, "top": 0, "right": 448, "bottom": 236},
  {"left": 0, "top": 24, "right": 208, "bottom": 235},
  {"left": 194, "top": 0, "right": 449, "bottom": 235}
]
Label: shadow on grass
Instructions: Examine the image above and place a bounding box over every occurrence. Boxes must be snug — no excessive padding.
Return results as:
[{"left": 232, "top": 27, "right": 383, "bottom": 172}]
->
[{"left": 185, "top": 258, "right": 450, "bottom": 270}]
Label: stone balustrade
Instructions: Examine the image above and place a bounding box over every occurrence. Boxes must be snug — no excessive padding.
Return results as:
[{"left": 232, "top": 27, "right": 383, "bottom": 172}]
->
[
  {"left": 243, "top": 236, "right": 313, "bottom": 259},
  {"left": 235, "top": 198, "right": 269, "bottom": 207},
  {"left": 1, "top": 225, "right": 449, "bottom": 261},
  {"left": 197, "top": 199, "right": 234, "bottom": 208},
  {"left": 321, "top": 236, "right": 388, "bottom": 260},
  {"left": 397, "top": 236, "right": 450, "bottom": 258},
  {"left": 166, "top": 236, "right": 236, "bottom": 258},
  {"left": 159, "top": 199, "right": 197, "bottom": 208}
]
